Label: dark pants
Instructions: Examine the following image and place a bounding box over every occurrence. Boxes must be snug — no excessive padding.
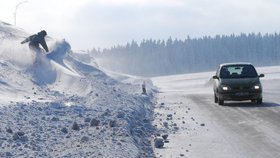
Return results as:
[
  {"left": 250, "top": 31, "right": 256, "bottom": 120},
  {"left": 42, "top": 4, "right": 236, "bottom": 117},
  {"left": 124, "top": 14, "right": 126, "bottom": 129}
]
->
[{"left": 29, "top": 43, "right": 43, "bottom": 53}]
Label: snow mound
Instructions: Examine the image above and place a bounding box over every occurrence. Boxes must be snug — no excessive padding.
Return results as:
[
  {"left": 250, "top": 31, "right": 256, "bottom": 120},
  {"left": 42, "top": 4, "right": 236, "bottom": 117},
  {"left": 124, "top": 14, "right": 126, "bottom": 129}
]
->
[
  {"left": 0, "top": 21, "right": 28, "bottom": 39},
  {"left": 29, "top": 40, "right": 78, "bottom": 85},
  {"left": 0, "top": 22, "right": 33, "bottom": 68},
  {"left": 0, "top": 21, "right": 156, "bottom": 157},
  {"left": 47, "top": 39, "right": 71, "bottom": 65}
]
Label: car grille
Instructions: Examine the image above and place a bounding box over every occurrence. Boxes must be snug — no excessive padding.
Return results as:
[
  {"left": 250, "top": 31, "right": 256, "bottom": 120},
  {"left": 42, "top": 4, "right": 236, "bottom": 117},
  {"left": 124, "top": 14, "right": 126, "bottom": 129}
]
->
[{"left": 231, "top": 86, "right": 250, "bottom": 90}]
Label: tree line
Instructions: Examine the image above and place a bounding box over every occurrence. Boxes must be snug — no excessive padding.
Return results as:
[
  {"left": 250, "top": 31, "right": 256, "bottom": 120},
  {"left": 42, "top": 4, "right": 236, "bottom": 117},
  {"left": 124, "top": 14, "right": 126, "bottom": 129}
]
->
[{"left": 92, "top": 33, "right": 280, "bottom": 76}]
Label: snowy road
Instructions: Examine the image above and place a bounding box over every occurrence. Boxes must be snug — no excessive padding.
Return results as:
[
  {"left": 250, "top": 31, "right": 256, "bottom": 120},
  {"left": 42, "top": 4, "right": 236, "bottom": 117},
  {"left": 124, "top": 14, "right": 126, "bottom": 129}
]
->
[{"left": 151, "top": 67, "right": 280, "bottom": 158}]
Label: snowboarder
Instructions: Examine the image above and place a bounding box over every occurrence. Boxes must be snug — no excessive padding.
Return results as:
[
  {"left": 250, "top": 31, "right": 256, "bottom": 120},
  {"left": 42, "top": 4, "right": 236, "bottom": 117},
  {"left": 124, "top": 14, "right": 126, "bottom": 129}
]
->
[{"left": 21, "top": 30, "right": 49, "bottom": 53}]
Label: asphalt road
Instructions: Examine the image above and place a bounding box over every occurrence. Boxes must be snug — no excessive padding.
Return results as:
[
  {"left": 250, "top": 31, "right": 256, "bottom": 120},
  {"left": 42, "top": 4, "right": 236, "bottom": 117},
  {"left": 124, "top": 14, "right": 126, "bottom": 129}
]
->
[{"left": 152, "top": 72, "right": 280, "bottom": 158}]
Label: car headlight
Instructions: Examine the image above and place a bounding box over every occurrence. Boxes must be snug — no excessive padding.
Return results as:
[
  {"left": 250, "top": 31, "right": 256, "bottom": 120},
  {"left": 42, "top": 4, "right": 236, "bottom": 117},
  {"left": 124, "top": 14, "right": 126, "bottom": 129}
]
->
[
  {"left": 254, "top": 85, "right": 260, "bottom": 90},
  {"left": 222, "top": 85, "right": 229, "bottom": 91}
]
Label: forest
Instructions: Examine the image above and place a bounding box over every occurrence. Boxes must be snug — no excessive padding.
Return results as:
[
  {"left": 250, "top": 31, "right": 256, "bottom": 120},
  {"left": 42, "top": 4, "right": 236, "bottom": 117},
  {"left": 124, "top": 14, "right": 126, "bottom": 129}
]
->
[{"left": 92, "top": 33, "right": 280, "bottom": 76}]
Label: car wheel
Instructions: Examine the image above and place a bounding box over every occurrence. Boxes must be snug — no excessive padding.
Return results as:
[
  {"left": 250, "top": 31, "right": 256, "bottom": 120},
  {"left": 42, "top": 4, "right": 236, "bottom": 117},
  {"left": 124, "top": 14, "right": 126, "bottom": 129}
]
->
[
  {"left": 218, "top": 98, "right": 224, "bottom": 105},
  {"left": 214, "top": 94, "right": 218, "bottom": 103},
  {"left": 256, "top": 98, "right": 262, "bottom": 104}
]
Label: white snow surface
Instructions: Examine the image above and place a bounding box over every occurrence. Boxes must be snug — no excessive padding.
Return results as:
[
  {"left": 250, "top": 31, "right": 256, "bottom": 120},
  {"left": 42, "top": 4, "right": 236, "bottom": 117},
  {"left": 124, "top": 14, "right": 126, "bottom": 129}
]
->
[{"left": 0, "top": 21, "right": 155, "bottom": 157}]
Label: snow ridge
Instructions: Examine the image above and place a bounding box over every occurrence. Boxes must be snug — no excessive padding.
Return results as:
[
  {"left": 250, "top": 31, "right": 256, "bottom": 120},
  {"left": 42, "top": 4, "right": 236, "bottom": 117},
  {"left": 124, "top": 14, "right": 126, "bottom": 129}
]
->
[{"left": 0, "top": 21, "right": 155, "bottom": 157}]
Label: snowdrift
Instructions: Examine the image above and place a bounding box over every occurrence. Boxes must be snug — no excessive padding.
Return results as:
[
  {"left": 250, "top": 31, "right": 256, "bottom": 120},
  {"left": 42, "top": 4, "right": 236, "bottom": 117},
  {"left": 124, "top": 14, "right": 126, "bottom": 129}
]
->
[{"left": 0, "top": 21, "right": 155, "bottom": 157}]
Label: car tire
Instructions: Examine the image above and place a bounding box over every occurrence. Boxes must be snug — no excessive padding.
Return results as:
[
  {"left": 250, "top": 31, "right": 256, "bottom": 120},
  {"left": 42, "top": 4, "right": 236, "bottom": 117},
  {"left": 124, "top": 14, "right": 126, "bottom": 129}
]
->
[
  {"left": 218, "top": 98, "right": 224, "bottom": 105},
  {"left": 214, "top": 94, "right": 218, "bottom": 103},
  {"left": 256, "top": 98, "right": 262, "bottom": 104}
]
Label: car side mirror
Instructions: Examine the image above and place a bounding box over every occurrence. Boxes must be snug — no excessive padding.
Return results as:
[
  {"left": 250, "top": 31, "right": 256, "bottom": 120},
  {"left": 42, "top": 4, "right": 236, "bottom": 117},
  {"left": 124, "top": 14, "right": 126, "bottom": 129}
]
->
[
  {"left": 212, "top": 75, "right": 219, "bottom": 80},
  {"left": 259, "top": 74, "right": 264, "bottom": 78}
]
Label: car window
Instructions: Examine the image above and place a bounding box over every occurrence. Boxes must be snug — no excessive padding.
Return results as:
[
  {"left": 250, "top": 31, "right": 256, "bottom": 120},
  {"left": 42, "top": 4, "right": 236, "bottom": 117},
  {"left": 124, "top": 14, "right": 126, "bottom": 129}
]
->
[{"left": 220, "top": 65, "right": 258, "bottom": 79}]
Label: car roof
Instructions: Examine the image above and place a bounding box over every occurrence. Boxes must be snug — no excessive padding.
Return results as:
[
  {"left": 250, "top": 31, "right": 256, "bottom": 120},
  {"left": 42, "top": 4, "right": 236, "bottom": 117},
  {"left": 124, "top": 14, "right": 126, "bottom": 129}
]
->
[{"left": 220, "top": 62, "right": 253, "bottom": 67}]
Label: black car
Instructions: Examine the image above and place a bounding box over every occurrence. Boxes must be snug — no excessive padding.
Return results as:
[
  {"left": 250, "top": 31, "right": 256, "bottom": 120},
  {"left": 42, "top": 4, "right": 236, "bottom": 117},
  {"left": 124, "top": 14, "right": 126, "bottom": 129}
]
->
[{"left": 212, "top": 63, "right": 264, "bottom": 105}]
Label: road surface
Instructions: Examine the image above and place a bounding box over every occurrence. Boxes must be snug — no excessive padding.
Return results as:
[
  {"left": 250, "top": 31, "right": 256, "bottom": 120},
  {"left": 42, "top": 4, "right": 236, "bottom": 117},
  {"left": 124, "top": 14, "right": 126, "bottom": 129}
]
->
[{"left": 151, "top": 69, "right": 280, "bottom": 158}]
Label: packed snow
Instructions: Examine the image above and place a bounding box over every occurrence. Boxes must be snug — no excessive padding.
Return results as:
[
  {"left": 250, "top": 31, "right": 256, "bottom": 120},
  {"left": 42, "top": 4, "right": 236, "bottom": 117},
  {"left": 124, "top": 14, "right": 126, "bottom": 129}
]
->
[{"left": 0, "top": 21, "right": 156, "bottom": 157}]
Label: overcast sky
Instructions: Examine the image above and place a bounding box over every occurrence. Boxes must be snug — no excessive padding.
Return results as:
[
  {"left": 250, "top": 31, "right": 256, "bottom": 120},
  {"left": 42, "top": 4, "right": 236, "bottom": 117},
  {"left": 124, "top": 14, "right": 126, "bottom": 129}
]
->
[{"left": 1, "top": 0, "right": 280, "bottom": 50}]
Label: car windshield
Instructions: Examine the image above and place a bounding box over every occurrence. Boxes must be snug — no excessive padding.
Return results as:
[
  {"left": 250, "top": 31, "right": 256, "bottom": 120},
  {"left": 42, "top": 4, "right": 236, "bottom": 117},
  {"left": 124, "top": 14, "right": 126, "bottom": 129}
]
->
[{"left": 220, "top": 65, "right": 258, "bottom": 79}]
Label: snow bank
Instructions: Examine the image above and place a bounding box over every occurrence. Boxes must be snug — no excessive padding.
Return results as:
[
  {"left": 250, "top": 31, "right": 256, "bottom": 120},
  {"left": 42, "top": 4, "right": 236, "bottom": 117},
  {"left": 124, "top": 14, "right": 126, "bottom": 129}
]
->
[
  {"left": 0, "top": 21, "right": 156, "bottom": 157},
  {"left": 0, "top": 22, "right": 33, "bottom": 68}
]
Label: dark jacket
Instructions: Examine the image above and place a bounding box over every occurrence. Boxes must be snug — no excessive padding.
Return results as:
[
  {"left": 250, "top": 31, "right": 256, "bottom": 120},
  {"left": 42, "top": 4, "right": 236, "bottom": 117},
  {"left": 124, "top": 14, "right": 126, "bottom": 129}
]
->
[{"left": 21, "top": 31, "right": 48, "bottom": 52}]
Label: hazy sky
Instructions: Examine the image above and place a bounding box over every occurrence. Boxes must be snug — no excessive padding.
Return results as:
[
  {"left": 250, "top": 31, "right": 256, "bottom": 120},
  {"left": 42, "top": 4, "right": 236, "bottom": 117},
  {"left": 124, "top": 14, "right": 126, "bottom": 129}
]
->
[{"left": 1, "top": 0, "right": 280, "bottom": 50}]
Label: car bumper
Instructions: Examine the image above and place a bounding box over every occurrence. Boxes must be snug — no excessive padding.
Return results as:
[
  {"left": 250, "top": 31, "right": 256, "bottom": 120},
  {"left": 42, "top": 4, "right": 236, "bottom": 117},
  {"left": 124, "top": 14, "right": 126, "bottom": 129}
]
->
[{"left": 219, "top": 91, "right": 262, "bottom": 101}]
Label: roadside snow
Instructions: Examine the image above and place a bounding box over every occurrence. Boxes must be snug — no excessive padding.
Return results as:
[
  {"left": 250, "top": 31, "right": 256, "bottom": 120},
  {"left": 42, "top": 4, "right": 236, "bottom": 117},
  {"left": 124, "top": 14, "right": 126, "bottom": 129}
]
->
[{"left": 0, "top": 21, "right": 155, "bottom": 157}]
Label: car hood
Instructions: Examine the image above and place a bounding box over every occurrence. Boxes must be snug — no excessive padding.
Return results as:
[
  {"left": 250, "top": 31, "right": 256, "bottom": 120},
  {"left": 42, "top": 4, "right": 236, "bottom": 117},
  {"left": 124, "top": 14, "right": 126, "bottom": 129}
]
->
[{"left": 220, "top": 77, "right": 260, "bottom": 87}]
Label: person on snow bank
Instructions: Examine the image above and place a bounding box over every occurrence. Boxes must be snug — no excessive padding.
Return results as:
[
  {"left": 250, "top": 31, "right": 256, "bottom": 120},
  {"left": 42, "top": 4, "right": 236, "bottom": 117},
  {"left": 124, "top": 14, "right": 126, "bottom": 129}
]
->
[{"left": 21, "top": 30, "right": 49, "bottom": 53}]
